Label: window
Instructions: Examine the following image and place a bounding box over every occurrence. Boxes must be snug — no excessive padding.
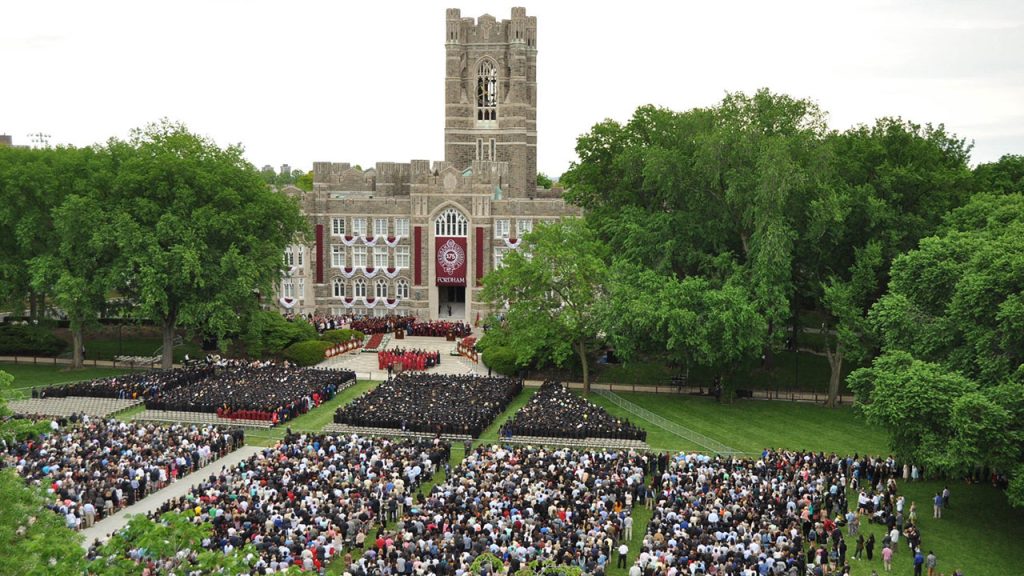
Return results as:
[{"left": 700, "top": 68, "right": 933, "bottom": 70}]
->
[
  {"left": 373, "top": 307, "right": 387, "bottom": 318},
  {"left": 331, "top": 217, "right": 345, "bottom": 236},
  {"left": 284, "top": 246, "right": 295, "bottom": 267},
  {"left": 373, "top": 246, "right": 389, "bottom": 269},
  {"left": 354, "top": 278, "right": 366, "bottom": 298},
  {"left": 352, "top": 217, "right": 367, "bottom": 236},
  {"left": 477, "top": 59, "right": 498, "bottom": 122},
  {"left": 396, "top": 279, "right": 409, "bottom": 299},
  {"left": 352, "top": 246, "right": 367, "bottom": 267},
  {"left": 489, "top": 138, "right": 496, "bottom": 161},
  {"left": 296, "top": 245, "right": 304, "bottom": 266},
  {"left": 374, "top": 218, "right": 388, "bottom": 237},
  {"left": 516, "top": 219, "right": 533, "bottom": 236},
  {"left": 435, "top": 207, "right": 468, "bottom": 237},
  {"left": 297, "top": 279, "right": 305, "bottom": 298},
  {"left": 332, "top": 278, "right": 344, "bottom": 298},
  {"left": 281, "top": 279, "right": 294, "bottom": 298},
  {"left": 375, "top": 278, "right": 388, "bottom": 299},
  {"left": 476, "top": 139, "right": 483, "bottom": 160},
  {"left": 330, "top": 245, "right": 344, "bottom": 268},
  {"left": 395, "top": 218, "right": 409, "bottom": 237},
  {"left": 494, "top": 247, "right": 509, "bottom": 270},
  {"left": 395, "top": 246, "right": 410, "bottom": 269},
  {"left": 494, "top": 219, "right": 510, "bottom": 239}
]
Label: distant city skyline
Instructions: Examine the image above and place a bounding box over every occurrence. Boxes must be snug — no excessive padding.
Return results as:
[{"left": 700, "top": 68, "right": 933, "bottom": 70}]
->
[{"left": 3, "top": 0, "right": 1022, "bottom": 176}]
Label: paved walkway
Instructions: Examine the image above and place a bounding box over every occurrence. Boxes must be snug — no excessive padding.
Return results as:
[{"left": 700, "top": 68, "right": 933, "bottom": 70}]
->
[
  {"left": 318, "top": 334, "right": 486, "bottom": 381},
  {"left": 78, "top": 445, "right": 262, "bottom": 549}
]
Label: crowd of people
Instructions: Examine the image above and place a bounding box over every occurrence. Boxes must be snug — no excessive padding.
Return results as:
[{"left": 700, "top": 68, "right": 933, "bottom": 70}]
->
[
  {"left": 88, "top": 433, "right": 447, "bottom": 573},
  {"left": 3, "top": 416, "right": 243, "bottom": 530},
  {"left": 34, "top": 367, "right": 209, "bottom": 400},
  {"left": 499, "top": 381, "right": 648, "bottom": 441},
  {"left": 378, "top": 348, "right": 443, "bottom": 372},
  {"left": 340, "top": 443, "right": 650, "bottom": 575},
  {"left": 143, "top": 364, "right": 356, "bottom": 424},
  {"left": 632, "top": 450, "right": 933, "bottom": 576},
  {"left": 334, "top": 374, "right": 522, "bottom": 437}
]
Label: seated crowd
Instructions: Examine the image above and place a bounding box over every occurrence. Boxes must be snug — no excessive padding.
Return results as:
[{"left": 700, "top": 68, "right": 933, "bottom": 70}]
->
[
  {"left": 378, "top": 349, "right": 442, "bottom": 372},
  {"left": 3, "top": 416, "right": 243, "bottom": 530},
  {"left": 88, "top": 433, "right": 447, "bottom": 574},
  {"left": 144, "top": 365, "right": 356, "bottom": 424},
  {"left": 334, "top": 374, "right": 522, "bottom": 437},
  {"left": 636, "top": 449, "right": 915, "bottom": 576},
  {"left": 343, "top": 444, "right": 650, "bottom": 576},
  {"left": 35, "top": 366, "right": 210, "bottom": 400},
  {"left": 499, "top": 381, "right": 647, "bottom": 441}
]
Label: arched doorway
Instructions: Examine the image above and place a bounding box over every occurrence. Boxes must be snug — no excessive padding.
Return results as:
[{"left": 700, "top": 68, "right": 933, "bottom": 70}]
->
[{"left": 434, "top": 207, "right": 468, "bottom": 319}]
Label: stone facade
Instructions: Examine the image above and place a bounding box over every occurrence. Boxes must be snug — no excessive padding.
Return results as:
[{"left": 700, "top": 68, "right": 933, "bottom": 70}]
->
[{"left": 279, "top": 7, "right": 578, "bottom": 321}]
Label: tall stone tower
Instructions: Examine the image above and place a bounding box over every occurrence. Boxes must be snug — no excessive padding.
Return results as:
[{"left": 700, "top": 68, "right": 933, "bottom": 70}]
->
[{"left": 444, "top": 7, "right": 537, "bottom": 198}]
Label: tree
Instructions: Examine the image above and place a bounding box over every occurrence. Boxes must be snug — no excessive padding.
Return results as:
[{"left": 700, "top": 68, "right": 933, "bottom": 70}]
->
[
  {"left": 105, "top": 120, "right": 308, "bottom": 368},
  {"left": 28, "top": 147, "right": 117, "bottom": 368},
  {"left": 973, "top": 154, "right": 1024, "bottom": 195},
  {"left": 0, "top": 146, "right": 76, "bottom": 321},
  {"left": 294, "top": 170, "right": 314, "bottom": 191},
  {"left": 536, "top": 171, "right": 553, "bottom": 189},
  {"left": 482, "top": 219, "right": 608, "bottom": 393},
  {"left": 0, "top": 370, "right": 87, "bottom": 574}
]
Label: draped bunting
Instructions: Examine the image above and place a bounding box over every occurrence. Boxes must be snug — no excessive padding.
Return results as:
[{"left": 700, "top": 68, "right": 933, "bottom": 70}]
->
[
  {"left": 384, "top": 235, "right": 402, "bottom": 248},
  {"left": 384, "top": 297, "right": 400, "bottom": 309},
  {"left": 364, "top": 297, "right": 378, "bottom": 308},
  {"left": 341, "top": 235, "right": 358, "bottom": 247},
  {"left": 363, "top": 235, "right": 380, "bottom": 247},
  {"left": 363, "top": 267, "right": 380, "bottom": 279},
  {"left": 279, "top": 297, "right": 296, "bottom": 309},
  {"left": 383, "top": 267, "right": 401, "bottom": 279},
  {"left": 340, "top": 267, "right": 357, "bottom": 279},
  {"left": 503, "top": 237, "right": 522, "bottom": 249}
]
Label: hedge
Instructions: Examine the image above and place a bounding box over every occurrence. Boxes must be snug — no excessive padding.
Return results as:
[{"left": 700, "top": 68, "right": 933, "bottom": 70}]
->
[
  {"left": 282, "top": 340, "right": 332, "bottom": 366},
  {"left": 0, "top": 324, "right": 69, "bottom": 357},
  {"left": 481, "top": 345, "right": 520, "bottom": 377},
  {"left": 320, "top": 329, "right": 365, "bottom": 345}
]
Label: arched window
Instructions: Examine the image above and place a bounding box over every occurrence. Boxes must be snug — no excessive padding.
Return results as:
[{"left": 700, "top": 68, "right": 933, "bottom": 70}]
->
[
  {"left": 332, "top": 278, "right": 344, "bottom": 298},
  {"left": 477, "top": 59, "right": 497, "bottom": 122},
  {"left": 396, "top": 279, "right": 410, "bottom": 299},
  {"left": 435, "top": 207, "right": 468, "bottom": 237},
  {"left": 375, "top": 278, "right": 388, "bottom": 299},
  {"left": 354, "top": 278, "right": 366, "bottom": 298}
]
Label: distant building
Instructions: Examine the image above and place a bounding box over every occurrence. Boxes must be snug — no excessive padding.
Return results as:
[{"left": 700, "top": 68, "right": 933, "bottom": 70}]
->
[
  {"left": 280, "top": 164, "right": 292, "bottom": 177},
  {"left": 278, "top": 7, "right": 577, "bottom": 321},
  {"left": 0, "top": 135, "right": 12, "bottom": 147}
]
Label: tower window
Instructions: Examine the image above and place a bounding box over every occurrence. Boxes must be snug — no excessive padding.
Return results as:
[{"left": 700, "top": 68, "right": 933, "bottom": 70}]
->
[{"left": 477, "top": 59, "right": 497, "bottom": 122}]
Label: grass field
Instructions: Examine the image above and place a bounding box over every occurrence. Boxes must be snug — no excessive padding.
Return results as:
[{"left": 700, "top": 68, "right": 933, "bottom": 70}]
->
[
  {"left": 83, "top": 337, "right": 203, "bottom": 363},
  {"left": 0, "top": 362, "right": 131, "bottom": 398}
]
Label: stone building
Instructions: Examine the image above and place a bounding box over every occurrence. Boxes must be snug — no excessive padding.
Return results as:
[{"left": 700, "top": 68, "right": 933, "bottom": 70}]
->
[{"left": 278, "top": 7, "right": 578, "bottom": 321}]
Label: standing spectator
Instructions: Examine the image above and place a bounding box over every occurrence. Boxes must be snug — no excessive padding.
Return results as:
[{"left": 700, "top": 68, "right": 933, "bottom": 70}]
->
[
  {"left": 942, "top": 486, "right": 951, "bottom": 509},
  {"left": 866, "top": 534, "right": 876, "bottom": 561},
  {"left": 933, "top": 492, "right": 943, "bottom": 518},
  {"left": 913, "top": 549, "right": 925, "bottom": 576},
  {"left": 926, "top": 551, "right": 937, "bottom": 576},
  {"left": 617, "top": 543, "right": 628, "bottom": 569},
  {"left": 882, "top": 545, "right": 893, "bottom": 572}
]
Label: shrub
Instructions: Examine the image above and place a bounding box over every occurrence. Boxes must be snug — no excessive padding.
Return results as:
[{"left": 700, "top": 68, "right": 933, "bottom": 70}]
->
[
  {"left": 321, "top": 329, "right": 365, "bottom": 344},
  {"left": 482, "top": 345, "right": 521, "bottom": 376},
  {"left": 282, "top": 340, "right": 332, "bottom": 366},
  {"left": 0, "top": 324, "right": 69, "bottom": 357},
  {"left": 241, "top": 311, "right": 317, "bottom": 357}
]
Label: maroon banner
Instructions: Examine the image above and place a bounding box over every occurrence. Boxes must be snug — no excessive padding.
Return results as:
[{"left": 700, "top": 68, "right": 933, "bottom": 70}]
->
[
  {"left": 315, "top": 224, "right": 324, "bottom": 284},
  {"left": 435, "top": 236, "right": 468, "bottom": 286},
  {"left": 475, "top": 226, "right": 484, "bottom": 285},
  {"left": 414, "top": 226, "right": 422, "bottom": 285}
]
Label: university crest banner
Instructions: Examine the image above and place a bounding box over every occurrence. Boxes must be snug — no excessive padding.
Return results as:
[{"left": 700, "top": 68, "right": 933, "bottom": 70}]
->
[{"left": 435, "top": 237, "right": 467, "bottom": 286}]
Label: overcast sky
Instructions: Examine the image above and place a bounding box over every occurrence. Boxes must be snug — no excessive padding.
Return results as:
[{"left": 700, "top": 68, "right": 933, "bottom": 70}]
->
[{"left": 3, "top": 1, "right": 1022, "bottom": 177}]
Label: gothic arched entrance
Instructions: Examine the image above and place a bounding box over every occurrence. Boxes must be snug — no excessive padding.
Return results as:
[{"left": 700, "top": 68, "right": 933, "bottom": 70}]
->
[{"left": 433, "top": 207, "right": 469, "bottom": 320}]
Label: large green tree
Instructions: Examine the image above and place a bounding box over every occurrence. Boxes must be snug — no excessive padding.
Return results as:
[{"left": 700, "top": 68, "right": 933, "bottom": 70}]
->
[
  {"left": 28, "top": 147, "right": 117, "bottom": 368},
  {"left": 482, "top": 219, "right": 609, "bottom": 393},
  {"left": 852, "top": 193, "right": 1024, "bottom": 503},
  {"left": 104, "top": 121, "right": 307, "bottom": 368}
]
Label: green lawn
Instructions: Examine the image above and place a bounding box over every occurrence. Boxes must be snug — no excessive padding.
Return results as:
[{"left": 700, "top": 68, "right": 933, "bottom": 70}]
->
[
  {"left": 83, "top": 337, "right": 203, "bottom": 363},
  {"left": 597, "top": 349, "right": 863, "bottom": 395},
  {"left": 0, "top": 362, "right": 131, "bottom": 398},
  {"left": 587, "top": 391, "right": 891, "bottom": 455}
]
